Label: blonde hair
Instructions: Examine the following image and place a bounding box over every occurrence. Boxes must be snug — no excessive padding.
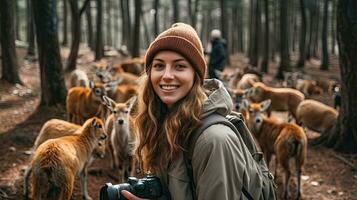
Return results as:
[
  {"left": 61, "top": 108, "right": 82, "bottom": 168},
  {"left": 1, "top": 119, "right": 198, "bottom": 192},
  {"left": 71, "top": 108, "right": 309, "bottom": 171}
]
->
[{"left": 133, "top": 72, "right": 205, "bottom": 173}]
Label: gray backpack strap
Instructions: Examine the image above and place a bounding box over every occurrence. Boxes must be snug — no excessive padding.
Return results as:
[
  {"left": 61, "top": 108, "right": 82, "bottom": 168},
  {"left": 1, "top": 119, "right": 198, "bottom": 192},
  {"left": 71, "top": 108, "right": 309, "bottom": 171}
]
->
[{"left": 183, "top": 113, "right": 254, "bottom": 200}]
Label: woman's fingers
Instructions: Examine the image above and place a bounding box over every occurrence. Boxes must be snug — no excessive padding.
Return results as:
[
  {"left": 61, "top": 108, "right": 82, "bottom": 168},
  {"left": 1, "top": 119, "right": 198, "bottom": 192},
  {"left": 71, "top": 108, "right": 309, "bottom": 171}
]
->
[{"left": 121, "top": 190, "right": 149, "bottom": 200}]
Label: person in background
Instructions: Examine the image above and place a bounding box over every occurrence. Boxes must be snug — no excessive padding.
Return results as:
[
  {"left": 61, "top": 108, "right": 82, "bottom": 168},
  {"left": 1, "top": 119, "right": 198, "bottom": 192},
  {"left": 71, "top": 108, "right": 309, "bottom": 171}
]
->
[
  {"left": 208, "top": 29, "right": 227, "bottom": 79},
  {"left": 121, "top": 23, "right": 252, "bottom": 200}
]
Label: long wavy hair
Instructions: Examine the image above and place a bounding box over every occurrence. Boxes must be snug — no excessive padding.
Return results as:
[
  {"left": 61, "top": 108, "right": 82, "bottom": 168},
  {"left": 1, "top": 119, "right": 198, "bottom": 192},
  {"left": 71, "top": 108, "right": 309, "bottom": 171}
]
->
[{"left": 133, "top": 70, "right": 205, "bottom": 173}]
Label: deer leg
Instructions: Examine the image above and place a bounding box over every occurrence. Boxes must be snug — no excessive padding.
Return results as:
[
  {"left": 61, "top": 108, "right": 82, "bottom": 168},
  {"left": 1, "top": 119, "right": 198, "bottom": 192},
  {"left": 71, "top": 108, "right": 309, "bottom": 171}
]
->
[{"left": 80, "top": 165, "right": 92, "bottom": 200}]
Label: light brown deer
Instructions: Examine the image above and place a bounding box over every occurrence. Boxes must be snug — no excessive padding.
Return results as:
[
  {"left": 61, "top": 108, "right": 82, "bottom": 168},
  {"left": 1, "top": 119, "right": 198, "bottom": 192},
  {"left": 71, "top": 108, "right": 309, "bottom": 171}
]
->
[
  {"left": 103, "top": 96, "right": 137, "bottom": 182},
  {"left": 23, "top": 119, "right": 106, "bottom": 199},
  {"left": 246, "top": 100, "right": 307, "bottom": 200},
  {"left": 30, "top": 117, "right": 107, "bottom": 200}
]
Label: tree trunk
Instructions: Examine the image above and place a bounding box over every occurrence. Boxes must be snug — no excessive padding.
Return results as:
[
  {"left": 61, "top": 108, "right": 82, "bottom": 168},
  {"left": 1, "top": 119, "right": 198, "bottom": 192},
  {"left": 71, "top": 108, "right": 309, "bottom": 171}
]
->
[
  {"left": 62, "top": 0, "right": 68, "bottom": 46},
  {"left": 248, "top": 0, "right": 256, "bottom": 64},
  {"left": 297, "top": 0, "right": 307, "bottom": 68},
  {"left": 153, "top": 0, "right": 160, "bottom": 36},
  {"left": 33, "top": 0, "right": 67, "bottom": 106},
  {"left": 237, "top": 0, "right": 244, "bottom": 53},
  {"left": 220, "top": 0, "right": 228, "bottom": 42},
  {"left": 27, "top": 0, "right": 36, "bottom": 57},
  {"left": 320, "top": 0, "right": 329, "bottom": 70},
  {"left": 15, "top": 0, "right": 21, "bottom": 41},
  {"left": 331, "top": 0, "right": 336, "bottom": 54},
  {"left": 172, "top": 0, "right": 179, "bottom": 23},
  {"left": 312, "top": 0, "right": 321, "bottom": 58},
  {"left": 250, "top": 0, "right": 261, "bottom": 67},
  {"left": 120, "top": 0, "right": 131, "bottom": 52},
  {"left": 141, "top": 11, "right": 150, "bottom": 48},
  {"left": 132, "top": 0, "right": 141, "bottom": 58},
  {"left": 312, "top": 0, "right": 357, "bottom": 153},
  {"left": 0, "top": 0, "right": 22, "bottom": 84},
  {"left": 66, "top": 0, "right": 81, "bottom": 72},
  {"left": 85, "top": 1, "right": 94, "bottom": 50},
  {"left": 95, "top": 0, "right": 104, "bottom": 60},
  {"left": 276, "top": 0, "right": 290, "bottom": 79},
  {"left": 192, "top": 0, "right": 199, "bottom": 29},
  {"left": 261, "top": 0, "right": 270, "bottom": 73},
  {"left": 106, "top": 0, "right": 112, "bottom": 47}
]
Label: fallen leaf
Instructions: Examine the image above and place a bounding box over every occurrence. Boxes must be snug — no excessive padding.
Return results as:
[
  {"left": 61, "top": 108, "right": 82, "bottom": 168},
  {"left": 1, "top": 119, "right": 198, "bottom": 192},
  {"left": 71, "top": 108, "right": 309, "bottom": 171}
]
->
[{"left": 311, "top": 181, "right": 319, "bottom": 186}]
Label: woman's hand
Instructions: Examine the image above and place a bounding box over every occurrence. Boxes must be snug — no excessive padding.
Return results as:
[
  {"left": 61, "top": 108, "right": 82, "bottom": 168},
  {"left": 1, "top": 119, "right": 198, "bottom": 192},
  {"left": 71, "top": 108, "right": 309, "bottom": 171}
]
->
[{"left": 121, "top": 190, "right": 149, "bottom": 200}]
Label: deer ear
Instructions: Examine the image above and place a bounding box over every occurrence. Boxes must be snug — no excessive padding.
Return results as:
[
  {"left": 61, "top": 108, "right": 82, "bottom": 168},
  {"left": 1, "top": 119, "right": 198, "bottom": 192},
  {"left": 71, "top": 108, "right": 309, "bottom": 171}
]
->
[
  {"left": 126, "top": 96, "right": 138, "bottom": 112},
  {"left": 91, "top": 118, "right": 97, "bottom": 127},
  {"left": 102, "top": 96, "right": 116, "bottom": 112},
  {"left": 89, "top": 81, "right": 95, "bottom": 89},
  {"left": 240, "top": 99, "right": 250, "bottom": 110},
  {"left": 260, "top": 99, "right": 271, "bottom": 112}
]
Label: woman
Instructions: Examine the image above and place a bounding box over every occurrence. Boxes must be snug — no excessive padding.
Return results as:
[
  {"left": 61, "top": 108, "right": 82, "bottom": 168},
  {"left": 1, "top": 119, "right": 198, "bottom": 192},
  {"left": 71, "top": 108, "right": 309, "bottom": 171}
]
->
[{"left": 123, "top": 23, "right": 250, "bottom": 200}]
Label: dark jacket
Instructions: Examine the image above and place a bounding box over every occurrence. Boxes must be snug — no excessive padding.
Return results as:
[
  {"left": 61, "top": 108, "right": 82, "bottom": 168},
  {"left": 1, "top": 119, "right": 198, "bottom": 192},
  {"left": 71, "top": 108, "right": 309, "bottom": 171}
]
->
[{"left": 208, "top": 39, "right": 226, "bottom": 79}]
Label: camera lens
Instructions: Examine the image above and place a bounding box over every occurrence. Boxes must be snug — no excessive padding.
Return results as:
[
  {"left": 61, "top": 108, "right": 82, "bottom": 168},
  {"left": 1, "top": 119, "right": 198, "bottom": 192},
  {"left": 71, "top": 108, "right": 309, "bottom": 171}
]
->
[{"left": 100, "top": 183, "right": 120, "bottom": 200}]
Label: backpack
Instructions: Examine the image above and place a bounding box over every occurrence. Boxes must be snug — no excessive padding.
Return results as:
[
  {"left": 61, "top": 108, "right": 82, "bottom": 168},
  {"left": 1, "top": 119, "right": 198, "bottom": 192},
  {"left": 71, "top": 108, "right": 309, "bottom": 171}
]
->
[{"left": 183, "top": 112, "right": 277, "bottom": 200}]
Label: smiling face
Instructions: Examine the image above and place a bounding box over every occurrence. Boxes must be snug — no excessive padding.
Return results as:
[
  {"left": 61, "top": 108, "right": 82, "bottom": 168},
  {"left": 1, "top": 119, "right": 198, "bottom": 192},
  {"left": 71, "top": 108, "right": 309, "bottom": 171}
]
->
[{"left": 150, "top": 51, "right": 196, "bottom": 108}]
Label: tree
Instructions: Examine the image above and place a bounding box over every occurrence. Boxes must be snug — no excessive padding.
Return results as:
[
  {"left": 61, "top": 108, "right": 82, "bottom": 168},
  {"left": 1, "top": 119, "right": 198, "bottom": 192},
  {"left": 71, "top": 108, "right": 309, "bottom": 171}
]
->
[
  {"left": 153, "top": 0, "right": 160, "bottom": 36},
  {"left": 66, "top": 0, "right": 81, "bottom": 72},
  {"left": 26, "top": 0, "right": 36, "bottom": 57},
  {"left": 132, "top": 0, "right": 142, "bottom": 58},
  {"left": 95, "top": 0, "right": 104, "bottom": 60},
  {"left": 261, "top": 0, "right": 270, "bottom": 73},
  {"left": 33, "top": 0, "right": 67, "bottom": 106},
  {"left": 297, "top": 0, "right": 307, "bottom": 68},
  {"left": 172, "top": 0, "right": 179, "bottom": 22},
  {"left": 0, "top": 0, "right": 22, "bottom": 84},
  {"left": 62, "top": 0, "right": 68, "bottom": 46},
  {"left": 320, "top": 0, "right": 329, "bottom": 70},
  {"left": 276, "top": 0, "right": 291, "bottom": 79},
  {"left": 312, "top": 0, "right": 357, "bottom": 153}
]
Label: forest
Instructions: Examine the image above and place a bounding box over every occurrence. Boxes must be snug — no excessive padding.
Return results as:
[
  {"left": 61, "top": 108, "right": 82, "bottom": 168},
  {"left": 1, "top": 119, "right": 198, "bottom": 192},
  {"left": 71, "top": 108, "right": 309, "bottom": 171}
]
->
[{"left": 0, "top": 0, "right": 356, "bottom": 199}]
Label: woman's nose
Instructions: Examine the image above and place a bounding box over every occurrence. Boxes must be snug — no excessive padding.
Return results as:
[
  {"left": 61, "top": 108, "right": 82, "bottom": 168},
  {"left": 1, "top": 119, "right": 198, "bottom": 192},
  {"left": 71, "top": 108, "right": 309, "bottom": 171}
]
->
[{"left": 162, "top": 66, "right": 174, "bottom": 79}]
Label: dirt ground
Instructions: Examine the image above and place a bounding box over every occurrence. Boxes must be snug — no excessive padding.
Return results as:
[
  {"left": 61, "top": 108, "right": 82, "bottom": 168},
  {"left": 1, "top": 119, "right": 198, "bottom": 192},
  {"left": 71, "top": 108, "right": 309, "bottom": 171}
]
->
[{"left": 0, "top": 47, "right": 356, "bottom": 200}]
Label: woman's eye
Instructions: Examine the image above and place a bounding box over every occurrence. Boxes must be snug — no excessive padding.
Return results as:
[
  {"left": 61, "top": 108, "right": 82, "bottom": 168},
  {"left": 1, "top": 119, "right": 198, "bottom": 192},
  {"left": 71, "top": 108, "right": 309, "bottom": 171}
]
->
[
  {"left": 175, "top": 64, "right": 186, "bottom": 70},
  {"left": 153, "top": 63, "right": 164, "bottom": 70}
]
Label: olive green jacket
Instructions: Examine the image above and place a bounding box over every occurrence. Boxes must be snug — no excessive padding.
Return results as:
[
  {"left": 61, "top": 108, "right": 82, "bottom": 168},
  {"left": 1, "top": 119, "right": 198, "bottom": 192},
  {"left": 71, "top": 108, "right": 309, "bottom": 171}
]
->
[{"left": 159, "top": 79, "right": 252, "bottom": 200}]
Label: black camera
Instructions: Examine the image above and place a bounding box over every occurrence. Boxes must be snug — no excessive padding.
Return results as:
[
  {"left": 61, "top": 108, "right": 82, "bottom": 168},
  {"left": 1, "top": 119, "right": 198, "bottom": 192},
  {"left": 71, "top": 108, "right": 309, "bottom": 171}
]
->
[{"left": 100, "top": 175, "right": 163, "bottom": 200}]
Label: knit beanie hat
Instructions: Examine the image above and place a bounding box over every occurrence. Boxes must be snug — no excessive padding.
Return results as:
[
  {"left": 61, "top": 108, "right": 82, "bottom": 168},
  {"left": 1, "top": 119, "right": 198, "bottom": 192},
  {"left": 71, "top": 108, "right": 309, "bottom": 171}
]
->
[{"left": 144, "top": 23, "right": 206, "bottom": 82}]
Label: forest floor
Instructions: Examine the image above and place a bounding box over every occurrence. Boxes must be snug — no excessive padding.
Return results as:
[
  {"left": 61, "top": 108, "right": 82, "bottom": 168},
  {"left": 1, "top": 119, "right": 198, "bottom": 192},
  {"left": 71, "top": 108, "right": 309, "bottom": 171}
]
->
[{"left": 0, "top": 46, "right": 356, "bottom": 200}]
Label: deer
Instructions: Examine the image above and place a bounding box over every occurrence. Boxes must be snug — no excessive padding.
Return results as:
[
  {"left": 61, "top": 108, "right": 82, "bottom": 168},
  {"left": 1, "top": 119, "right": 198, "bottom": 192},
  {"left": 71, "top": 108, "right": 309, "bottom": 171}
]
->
[
  {"left": 68, "top": 69, "right": 89, "bottom": 88},
  {"left": 30, "top": 117, "right": 107, "bottom": 200},
  {"left": 245, "top": 82, "right": 305, "bottom": 121},
  {"left": 66, "top": 81, "right": 107, "bottom": 125},
  {"left": 245, "top": 99, "right": 307, "bottom": 200},
  {"left": 296, "top": 99, "right": 338, "bottom": 133},
  {"left": 23, "top": 119, "right": 106, "bottom": 199},
  {"left": 102, "top": 95, "right": 137, "bottom": 183}
]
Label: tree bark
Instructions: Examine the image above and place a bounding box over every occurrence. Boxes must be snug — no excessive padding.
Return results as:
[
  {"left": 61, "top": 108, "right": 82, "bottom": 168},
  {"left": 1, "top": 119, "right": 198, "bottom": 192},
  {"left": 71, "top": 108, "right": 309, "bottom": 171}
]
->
[
  {"left": 172, "top": 0, "right": 179, "bottom": 23},
  {"left": 0, "top": 0, "right": 22, "bottom": 84},
  {"left": 33, "top": 0, "right": 67, "bottom": 106},
  {"left": 220, "top": 0, "right": 228, "bottom": 42},
  {"left": 62, "top": 0, "right": 68, "bottom": 46},
  {"left": 27, "top": 0, "right": 36, "bottom": 57},
  {"left": 95, "top": 0, "right": 104, "bottom": 60},
  {"left": 153, "top": 0, "right": 160, "bottom": 36},
  {"left": 85, "top": 1, "right": 94, "bottom": 50},
  {"left": 320, "top": 0, "right": 329, "bottom": 70},
  {"left": 312, "top": 0, "right": 357, "bottom": 153},
  {"left": 66, "top": 0, "right": 81, "bottom": 72},
  {"left": 106, "top": 0, "right": 112, "bottom": 47},
  {"left": 132, "top": 0, "right": 141, "bottom": 58},
  {"left": 297, "top": 0, "right": 307, "bottom": 68},
  {"left": 276, "top": 0, "right": 291, "bottom": 79},
  {"left": 261, "top": 0, "right": 270, "bottom": 73}
]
